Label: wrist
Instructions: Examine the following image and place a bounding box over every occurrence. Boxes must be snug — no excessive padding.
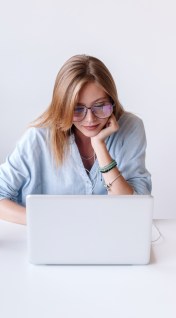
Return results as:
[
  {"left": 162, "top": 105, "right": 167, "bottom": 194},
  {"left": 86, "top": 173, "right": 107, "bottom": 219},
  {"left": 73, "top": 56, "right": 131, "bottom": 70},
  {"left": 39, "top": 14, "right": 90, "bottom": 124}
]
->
[{"left": 91, "top": 138, "right": 106, "bottom": 151}]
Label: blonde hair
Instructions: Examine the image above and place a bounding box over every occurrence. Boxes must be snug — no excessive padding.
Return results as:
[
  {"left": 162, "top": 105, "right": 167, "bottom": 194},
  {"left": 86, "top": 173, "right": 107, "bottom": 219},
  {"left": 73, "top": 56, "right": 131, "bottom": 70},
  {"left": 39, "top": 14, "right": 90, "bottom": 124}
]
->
[{"left": 32, "top": 54, "right": 124, "bottom": 165}]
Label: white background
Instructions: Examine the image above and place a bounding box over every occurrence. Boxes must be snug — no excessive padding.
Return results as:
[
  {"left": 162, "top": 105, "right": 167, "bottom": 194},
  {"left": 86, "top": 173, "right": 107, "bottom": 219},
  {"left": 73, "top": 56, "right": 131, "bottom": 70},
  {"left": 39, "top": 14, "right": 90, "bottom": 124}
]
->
[{"left": 0, "top": 0, "right": 176, "bottom": 218}]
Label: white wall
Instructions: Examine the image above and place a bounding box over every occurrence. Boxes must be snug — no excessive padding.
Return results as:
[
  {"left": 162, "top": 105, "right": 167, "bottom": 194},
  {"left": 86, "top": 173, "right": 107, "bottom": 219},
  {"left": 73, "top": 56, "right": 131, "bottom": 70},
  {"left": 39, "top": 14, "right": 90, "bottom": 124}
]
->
[{"left": 0, "top": 0, "right": 176, "bottom": 218}]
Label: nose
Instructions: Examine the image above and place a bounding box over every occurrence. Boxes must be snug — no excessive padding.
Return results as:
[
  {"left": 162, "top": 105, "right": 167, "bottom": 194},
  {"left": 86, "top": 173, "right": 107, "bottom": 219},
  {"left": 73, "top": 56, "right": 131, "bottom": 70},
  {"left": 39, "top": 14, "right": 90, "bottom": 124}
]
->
[{"left": 84, "top": 108, "right": 96, "bottom": 122}]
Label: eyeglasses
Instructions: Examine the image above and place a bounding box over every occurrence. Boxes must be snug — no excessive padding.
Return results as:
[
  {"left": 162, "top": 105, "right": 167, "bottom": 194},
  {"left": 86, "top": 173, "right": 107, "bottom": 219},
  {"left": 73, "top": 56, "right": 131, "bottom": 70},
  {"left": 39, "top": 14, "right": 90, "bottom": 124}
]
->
[{"left": 73, "top": 102, "right": 114, "bottom": 122}]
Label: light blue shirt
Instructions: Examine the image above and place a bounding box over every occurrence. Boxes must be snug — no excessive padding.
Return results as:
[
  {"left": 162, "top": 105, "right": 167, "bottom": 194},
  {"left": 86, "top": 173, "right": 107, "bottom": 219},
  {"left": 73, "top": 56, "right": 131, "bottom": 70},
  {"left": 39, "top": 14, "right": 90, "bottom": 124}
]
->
[{"left": 0, "top": 112, "right": 152, "bottom": 206}]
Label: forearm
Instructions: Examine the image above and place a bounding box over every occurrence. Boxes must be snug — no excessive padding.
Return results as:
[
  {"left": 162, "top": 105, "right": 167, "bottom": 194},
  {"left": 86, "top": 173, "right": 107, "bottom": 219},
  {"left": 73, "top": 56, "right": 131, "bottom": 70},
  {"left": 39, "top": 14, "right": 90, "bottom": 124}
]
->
[
  {"left": 92, "top": 141, "right": 133, "bottom": 195},
  {"left": 0, "top": 199, "right": 26, "bottom": 225}
]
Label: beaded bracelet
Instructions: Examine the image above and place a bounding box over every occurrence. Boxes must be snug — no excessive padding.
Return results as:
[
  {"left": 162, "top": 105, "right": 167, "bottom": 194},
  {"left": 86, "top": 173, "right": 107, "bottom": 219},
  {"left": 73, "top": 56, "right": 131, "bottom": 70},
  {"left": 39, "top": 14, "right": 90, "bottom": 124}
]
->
[{"left": 99, "top": 159, "right": 117, "bottom": 173}]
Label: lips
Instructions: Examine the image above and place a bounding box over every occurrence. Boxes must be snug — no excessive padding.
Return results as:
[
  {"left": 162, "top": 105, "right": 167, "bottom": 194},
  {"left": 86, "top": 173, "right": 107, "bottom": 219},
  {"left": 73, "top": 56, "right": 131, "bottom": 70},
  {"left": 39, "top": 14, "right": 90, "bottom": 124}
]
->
[{"left": 82, "top": 125, "right": 99, "bottom": 130}]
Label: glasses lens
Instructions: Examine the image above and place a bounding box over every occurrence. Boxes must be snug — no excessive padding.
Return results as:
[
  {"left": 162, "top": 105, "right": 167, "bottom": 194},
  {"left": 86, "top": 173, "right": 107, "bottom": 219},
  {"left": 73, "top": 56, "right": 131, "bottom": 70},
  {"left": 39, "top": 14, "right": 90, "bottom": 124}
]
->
[
  {"left": 92, "top": 103, "right": 113, "bottom": 118},
  {"left": 73, "top": 106, "right": 86, "bottom": 121},
  {"left": 73, "top": 102, "right": 114, "bottom": 121}
]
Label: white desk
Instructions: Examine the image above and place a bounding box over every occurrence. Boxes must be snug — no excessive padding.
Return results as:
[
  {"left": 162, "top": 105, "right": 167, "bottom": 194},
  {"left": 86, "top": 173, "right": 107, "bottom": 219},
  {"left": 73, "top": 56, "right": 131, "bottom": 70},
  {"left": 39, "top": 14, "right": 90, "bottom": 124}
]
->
[{"left": 0, "top": 220, "right": 176, "bottom": 318}]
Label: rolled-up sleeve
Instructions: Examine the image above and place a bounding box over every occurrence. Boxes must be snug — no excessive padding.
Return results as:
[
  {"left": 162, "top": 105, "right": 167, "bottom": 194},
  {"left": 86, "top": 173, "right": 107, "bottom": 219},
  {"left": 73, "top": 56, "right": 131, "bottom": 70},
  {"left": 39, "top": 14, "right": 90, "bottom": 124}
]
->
[
  {"left": 116, "top": 113, "right": 152, "bottom": 194},
  {"left": 0, "top": 143, "right": 30, "bottom": 202}
]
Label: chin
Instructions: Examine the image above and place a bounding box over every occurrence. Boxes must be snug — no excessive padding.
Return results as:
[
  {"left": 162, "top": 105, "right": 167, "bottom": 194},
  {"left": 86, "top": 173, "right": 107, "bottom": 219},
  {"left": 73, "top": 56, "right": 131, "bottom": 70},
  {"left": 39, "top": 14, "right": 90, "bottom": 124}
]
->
[
  {"left": 82, "top": 126, "right": 103, "bottom": 137},
  {"left": 73, "top": 124, "right": 104, "bottom": 139},
  {"left": 81, "top": 130, "right": 102, "bottom": 140},
  {"left": 83, "top": 131, "right": 99, "bottom": 138}
]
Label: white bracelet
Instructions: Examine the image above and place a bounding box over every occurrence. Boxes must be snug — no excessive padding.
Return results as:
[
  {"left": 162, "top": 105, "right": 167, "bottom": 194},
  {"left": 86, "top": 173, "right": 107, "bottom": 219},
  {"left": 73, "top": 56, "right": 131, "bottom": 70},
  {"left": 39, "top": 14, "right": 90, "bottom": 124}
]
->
[{"left": 104, "top": 173, "right": 121, "bottom": 191}]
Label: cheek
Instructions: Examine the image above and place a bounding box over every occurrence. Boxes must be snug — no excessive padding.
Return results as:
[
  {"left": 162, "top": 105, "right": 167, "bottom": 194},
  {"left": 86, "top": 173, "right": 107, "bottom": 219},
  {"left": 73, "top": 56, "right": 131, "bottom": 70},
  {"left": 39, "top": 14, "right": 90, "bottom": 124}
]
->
[
  {"left": 100, "top": 118, "right": 109, "bottom": 128},
  {"left": 72, "top": 123, "right": 82, "bottom": 132}
]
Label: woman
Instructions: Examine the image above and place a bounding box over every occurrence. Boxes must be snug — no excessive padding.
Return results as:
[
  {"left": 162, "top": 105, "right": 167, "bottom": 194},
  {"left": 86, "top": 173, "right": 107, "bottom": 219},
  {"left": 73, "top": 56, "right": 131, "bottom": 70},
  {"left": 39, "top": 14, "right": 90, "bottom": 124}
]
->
[{"left": 0, "top": 54, "right": 151, "bottom": 225}]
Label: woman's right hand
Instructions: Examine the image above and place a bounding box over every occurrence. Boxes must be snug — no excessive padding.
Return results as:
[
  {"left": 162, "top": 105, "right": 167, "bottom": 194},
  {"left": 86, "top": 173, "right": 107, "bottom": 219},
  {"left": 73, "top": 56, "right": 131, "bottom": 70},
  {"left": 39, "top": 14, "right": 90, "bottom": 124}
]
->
[{"left": 91, "top": 114, "right": 119, "bottom": 148}]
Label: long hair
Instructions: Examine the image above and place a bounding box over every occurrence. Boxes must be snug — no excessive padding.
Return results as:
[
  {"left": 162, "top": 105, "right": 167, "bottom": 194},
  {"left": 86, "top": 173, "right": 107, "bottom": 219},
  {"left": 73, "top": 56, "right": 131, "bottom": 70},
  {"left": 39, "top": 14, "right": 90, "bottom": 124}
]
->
[{"left": 32, "top": 54, "right": 124, "bottom": 165}]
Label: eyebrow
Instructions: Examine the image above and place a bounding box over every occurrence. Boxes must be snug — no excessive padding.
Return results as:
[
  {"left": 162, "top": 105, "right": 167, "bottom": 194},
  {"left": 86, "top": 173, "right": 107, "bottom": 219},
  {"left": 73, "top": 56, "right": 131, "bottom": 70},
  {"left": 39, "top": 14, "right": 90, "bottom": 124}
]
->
[{"left": 77, "top": 96, "right": 108, "bottom": 106}]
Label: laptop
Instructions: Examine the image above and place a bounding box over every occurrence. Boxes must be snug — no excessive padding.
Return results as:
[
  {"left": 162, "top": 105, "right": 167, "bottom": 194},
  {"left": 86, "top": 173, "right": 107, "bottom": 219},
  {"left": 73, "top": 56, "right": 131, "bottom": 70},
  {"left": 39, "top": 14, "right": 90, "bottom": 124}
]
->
[{"left": 26, "top": 195, "right": 154, "bottom": 265}]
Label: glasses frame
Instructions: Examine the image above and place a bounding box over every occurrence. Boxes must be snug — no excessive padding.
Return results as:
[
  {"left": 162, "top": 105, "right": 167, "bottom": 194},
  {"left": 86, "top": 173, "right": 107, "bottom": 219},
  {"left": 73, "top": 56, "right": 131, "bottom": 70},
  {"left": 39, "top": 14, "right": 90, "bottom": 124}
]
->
[{"left": 73, "top": 103, "right": 115, "bottom": 122}]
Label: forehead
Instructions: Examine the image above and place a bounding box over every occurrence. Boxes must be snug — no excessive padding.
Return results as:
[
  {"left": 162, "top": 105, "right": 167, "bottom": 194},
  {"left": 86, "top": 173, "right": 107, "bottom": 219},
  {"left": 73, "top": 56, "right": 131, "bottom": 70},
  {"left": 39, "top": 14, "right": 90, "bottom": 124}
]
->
[{"left": 78, "top": 82, "right": 107, "bottom": 104}]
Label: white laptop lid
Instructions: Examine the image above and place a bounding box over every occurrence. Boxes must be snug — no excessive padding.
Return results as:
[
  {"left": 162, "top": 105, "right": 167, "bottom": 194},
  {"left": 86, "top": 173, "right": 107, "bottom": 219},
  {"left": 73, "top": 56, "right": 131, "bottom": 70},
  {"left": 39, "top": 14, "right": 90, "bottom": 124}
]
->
[{"left": 26, "top": 195, "right": 153, "bottom": 265}]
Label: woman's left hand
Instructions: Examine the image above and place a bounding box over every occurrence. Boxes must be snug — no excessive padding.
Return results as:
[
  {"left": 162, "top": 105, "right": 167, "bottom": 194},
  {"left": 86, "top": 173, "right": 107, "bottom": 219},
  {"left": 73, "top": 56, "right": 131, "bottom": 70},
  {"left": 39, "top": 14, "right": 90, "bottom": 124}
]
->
[{"left": 91, "top": 114, "right": 119, "bottom": 145}]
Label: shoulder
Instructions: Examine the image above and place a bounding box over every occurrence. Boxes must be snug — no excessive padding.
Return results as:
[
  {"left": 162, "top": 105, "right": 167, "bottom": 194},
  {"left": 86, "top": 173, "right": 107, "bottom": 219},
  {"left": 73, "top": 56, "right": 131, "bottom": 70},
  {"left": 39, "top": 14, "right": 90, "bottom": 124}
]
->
[
  {"left": 17, "top": 126, "right": 49, "bottom": 153},
  {"left": 118, "top": 111, "right": 144, "bottom": 132},
  {"left": 111, "top": 112, "right": 147, "bottom": 148},
  {"left": 117, "top": 111, "right": 146, "bottom": 141}
]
